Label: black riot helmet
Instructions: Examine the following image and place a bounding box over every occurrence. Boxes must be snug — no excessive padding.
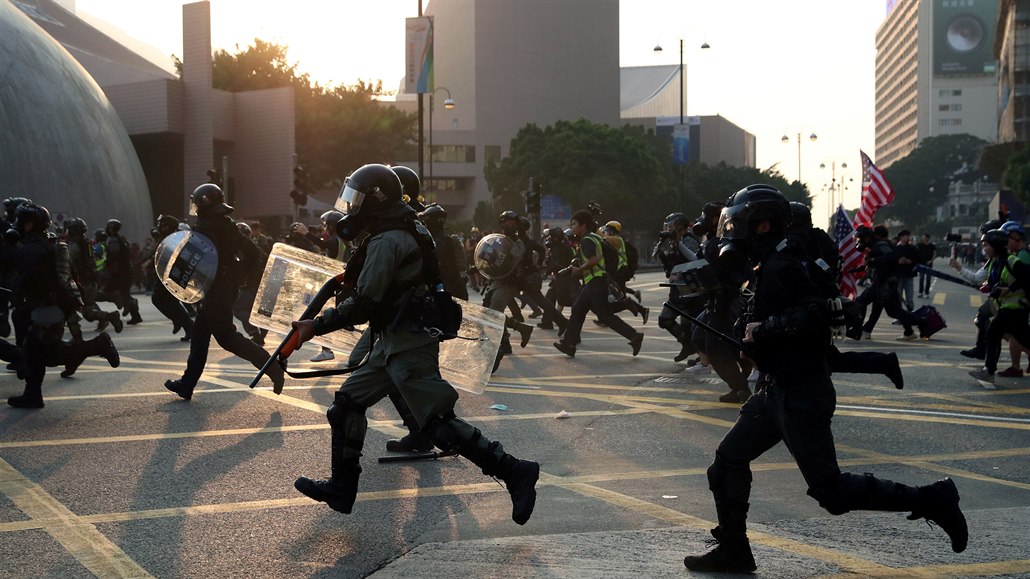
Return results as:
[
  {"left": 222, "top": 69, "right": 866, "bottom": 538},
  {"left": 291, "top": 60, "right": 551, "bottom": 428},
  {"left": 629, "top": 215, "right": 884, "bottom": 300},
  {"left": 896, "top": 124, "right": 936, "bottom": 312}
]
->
[
  {"left": 692, "top": 202, "right": 725, "bottom": 238},
  {"left": 981, "top": 228, "right": 1009, "bottom": 254},
  {"left": 517, "top": 216, "right": 531, "bottom": 233},
  {"left": 3, "top": 197, "right": 32, "bottom": 222},
  {"left": 15, "top": 203, "right": 51, "bottom": 235},
  {"left": 788, "top": 202, "right": 812, "bottom": 231},
  {"left": 664, "top": 212, "right": 691, "bottom": 233},
  {"left": 544, "top": 226, "right": 567, "bottom": 247},
  {"left": 419, "top": 203, "right": 447, "bottom": 232},
  {"left": 392, "top": 165, "right": 420, "bottom": 199},
  {"left": 94, "top": 229, "right": 107, "bottom": 243},
  {"left": 334, "top": 164, "right": 404, "bottom": 240},
  {"left": 980, "top": 218, "right": 1003, "bottom": 235},
  {"left": 236, "top": 222, "right": 252, "bottom": 237},
  {"left": 320, "top": 210, "right": 345, "bottom": 231},
  {"left": 191, "top": 183, "right": 232, "bottom": 216},
  {"left": 498, "top": 210, "right": 519, "bottom": 234},
  {"left": 716, "top": 184, "right": 791, "bottom": 263},
  {"left": 155, "top": 214, "right": 180, "bottom": 234},
  {"left": 106, "top": 219, "right": 122, "bottom": 235},
  {"left": 65, "top": 217, "right": 88, "bottom": 238}
]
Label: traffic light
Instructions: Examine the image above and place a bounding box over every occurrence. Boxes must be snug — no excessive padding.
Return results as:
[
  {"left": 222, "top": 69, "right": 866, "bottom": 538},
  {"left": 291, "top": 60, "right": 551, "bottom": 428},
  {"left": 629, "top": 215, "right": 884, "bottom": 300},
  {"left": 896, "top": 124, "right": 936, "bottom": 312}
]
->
[
  {"left": 290, "top": 165, "right": 308, "bottom": 206},
  {"left": 206, "top": 168, "right": 222, "bottom": 188},
  {"left": 526, "top": 181, "right": 542, "bottom": 215}
]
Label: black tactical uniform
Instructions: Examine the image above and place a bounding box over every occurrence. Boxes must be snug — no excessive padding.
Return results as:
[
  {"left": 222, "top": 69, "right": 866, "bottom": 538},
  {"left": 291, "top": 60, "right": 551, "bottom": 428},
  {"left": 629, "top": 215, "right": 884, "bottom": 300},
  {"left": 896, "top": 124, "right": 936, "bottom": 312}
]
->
[
  {"left": 164, "top": 185, "right": 283, "bottom": 399},
  {"left": 292, "top": 164, "right": 539, "bottom": 524},
  {"left": 855, "top": 226, "right": 919, "bottom": 338},
  {"left": 683, "top": 186, "right": 967, "bottom": 573},
  {"left": 655, "top": 212, "right": 702, "bottom": 362},
  {"left": 538, "top": 227, "right": 575, "bottom": 331},
  {"left": 419, "top": 204, "right": 469, "bottom": 300},
  {"left": 8, "top": 205, "right": 119, "bottom": 408},
  {"left": 103, "top": 219, "right": 142, "bottom": 324},
  {"left": 64, "top": 218, "right": 123, "bottom": 340}
]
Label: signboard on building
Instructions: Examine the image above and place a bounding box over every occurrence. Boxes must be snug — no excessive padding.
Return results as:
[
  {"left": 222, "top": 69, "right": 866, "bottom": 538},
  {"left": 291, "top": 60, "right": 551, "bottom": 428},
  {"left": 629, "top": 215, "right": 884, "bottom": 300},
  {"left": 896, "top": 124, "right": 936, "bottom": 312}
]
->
[
  {"left": 672, "top": 124, "right": 690, "bottom": 165},
  {"left": 933, "top": 0, "right": 998, "bottom": 77},
  {"left": 405, "top": 17, "right": 434, "bottom": 94}
]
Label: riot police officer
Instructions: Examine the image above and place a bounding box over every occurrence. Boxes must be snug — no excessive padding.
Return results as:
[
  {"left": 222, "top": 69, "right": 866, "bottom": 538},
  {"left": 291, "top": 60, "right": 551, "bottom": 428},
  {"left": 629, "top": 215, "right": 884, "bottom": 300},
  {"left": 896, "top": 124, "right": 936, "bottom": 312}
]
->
[
  {"left": 103, "top": 219, "right": 142, "bottom": 325},
  {"left": 148, "top": 215, "right": 194, "bottom": 342},
  {"left": 8, "top": 204, "right": 119, "bottom": 408},
  {"left": 484, "top": 211, "right": 535, "bottom": 354},
  {"left": 854, "top": 225, "right": 921, "bottom": 339},
  {"left": 654, "top": 211, "right": 702, "bottom": 362},
  {"left": 63, "top": 217, "right": 123, "bottom": 340},
  {"left": 164, "top": 184, "right": 284, "bottom": 399},
  {"left": 290, "top": 164, "right": 539, "bottom": 524},
  {"left": 419, "top": 204, "right": 469, "bottom": 300},
  {"left": 683, "top": 185, "right": 967, "bottom": 573}
]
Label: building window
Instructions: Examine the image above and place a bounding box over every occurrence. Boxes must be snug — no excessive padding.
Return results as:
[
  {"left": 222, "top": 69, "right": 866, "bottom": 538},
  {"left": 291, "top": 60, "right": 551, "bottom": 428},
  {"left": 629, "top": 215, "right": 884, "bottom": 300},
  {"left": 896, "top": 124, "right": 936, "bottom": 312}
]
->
[
  {"left": 430, "top": 145, "right": 476, "bottom": 163},
  {"left": 939, "top": 104, "right": 950, "bottom": 111},
  {"left": 952, "top": 103, "right": 962, "bottom": 111}
]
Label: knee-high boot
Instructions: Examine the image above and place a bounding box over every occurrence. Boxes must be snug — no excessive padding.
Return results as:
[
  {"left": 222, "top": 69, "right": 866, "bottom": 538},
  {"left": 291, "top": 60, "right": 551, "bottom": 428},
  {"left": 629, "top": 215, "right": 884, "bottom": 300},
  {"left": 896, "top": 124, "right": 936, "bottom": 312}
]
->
[
  {"left": 426, "top": 414, "right": 539, "bottom": 525},
  {"left": 385, "top": 390, "right": 435, "bottom": 452},
  {"left": 294, "top": 392, "right": 367, "bottom": 513}
]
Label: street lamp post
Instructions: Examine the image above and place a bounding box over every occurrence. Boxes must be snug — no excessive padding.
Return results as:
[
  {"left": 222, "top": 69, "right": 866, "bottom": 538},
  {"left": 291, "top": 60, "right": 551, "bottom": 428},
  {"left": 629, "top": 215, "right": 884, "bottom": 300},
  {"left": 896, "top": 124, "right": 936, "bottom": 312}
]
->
[
  {"left": 428, "top": 86, "right": 456, "bottom": 199},
  {"left": 654, "top": 37, "right": 709, "bottom": 207},
  {"left": 781, "top": 131, "right": 818, "bottom": 184},
  {"left": 819, "top": 160, "right": 850, "bottom": 222}
]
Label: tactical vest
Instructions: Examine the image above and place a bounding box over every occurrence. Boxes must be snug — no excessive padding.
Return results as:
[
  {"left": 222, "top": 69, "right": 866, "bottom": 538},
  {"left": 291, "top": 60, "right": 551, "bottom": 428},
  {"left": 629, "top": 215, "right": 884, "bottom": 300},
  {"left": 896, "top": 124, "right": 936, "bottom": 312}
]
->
[{"left": 579, "top": 232, "right": 606, "bottom": 283}]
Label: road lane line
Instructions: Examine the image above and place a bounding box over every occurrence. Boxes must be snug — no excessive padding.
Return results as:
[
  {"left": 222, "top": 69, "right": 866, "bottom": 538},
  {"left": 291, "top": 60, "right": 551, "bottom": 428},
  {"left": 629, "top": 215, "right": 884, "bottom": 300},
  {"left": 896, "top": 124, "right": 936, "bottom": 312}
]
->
[
  {"left": 0, "top": 458, "right": 153, "bottom": 577},
  {"left": 970, "top": 294, "right": 983, "bottom": 308},
  {"left": 933, "top": 293, "right": 946, "bottom": 305}
]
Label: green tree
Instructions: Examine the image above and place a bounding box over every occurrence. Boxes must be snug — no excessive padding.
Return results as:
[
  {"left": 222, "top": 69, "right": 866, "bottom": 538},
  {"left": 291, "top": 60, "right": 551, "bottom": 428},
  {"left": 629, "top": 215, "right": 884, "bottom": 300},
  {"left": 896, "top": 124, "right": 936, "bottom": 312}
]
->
[
  {"left": 485, "top": 119, "right": 807, "bottom": 233},
  {"left": 176, "top": 40, "right": 416, "bottom": 192},
  {"left": 877, "top": 134, "right": 988, "bottom": 230},
  {"left": 1001, "top": 145, "right": 1030, "bottom": 204}
]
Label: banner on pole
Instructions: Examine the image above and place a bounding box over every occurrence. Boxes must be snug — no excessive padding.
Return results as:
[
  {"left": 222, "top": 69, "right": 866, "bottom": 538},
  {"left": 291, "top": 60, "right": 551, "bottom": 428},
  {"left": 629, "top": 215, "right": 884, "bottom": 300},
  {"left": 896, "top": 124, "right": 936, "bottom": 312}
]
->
[{"left": 405, "top": 16, "right": 434, "bottom": 94}]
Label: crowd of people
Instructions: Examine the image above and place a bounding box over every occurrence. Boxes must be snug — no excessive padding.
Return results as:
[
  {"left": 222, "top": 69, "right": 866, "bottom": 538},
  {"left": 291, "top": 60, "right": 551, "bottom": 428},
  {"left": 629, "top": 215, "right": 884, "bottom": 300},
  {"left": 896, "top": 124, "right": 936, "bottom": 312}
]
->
[{"left": 1, "top": 169, "right": 978, "bottom": 573}]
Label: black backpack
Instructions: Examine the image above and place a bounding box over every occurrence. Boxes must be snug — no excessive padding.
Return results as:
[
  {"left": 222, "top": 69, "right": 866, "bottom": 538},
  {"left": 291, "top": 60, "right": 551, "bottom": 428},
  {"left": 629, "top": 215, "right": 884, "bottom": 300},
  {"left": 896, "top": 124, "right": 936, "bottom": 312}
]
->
[{"left": 624, "top": 240, "right": 639, "bottom": 276}]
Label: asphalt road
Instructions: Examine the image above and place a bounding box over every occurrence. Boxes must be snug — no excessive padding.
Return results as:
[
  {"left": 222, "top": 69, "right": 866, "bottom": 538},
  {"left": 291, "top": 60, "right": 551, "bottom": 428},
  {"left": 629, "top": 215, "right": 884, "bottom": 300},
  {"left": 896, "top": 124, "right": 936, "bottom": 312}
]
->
[{"left": 0, "top": 270, "right": 1028, "bottom": 578}]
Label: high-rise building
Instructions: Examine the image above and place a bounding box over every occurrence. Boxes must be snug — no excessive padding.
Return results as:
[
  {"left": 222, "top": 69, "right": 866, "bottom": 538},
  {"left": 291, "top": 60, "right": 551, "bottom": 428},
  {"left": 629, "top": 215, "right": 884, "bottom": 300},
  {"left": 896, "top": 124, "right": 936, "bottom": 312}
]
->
[
  {"left": 875, "top": 0, "right": 999, "bottom": 168},
  {"left": 996, "top": 0, "right": 1030, "bottom": 143}
]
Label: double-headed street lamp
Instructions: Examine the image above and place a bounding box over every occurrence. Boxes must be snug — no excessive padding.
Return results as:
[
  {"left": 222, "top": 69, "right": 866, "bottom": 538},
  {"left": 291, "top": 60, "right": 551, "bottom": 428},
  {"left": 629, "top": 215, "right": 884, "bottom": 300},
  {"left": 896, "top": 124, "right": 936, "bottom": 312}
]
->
[
  {"left": 654, "top": 37, "right": 709, "bottom": 207},
  {"left": 653, "top": 38, "right": 710, "bottom": 124},
  {"left": 427, "top": 86, "right": 456, "bottom": 195},
  {"left": 820, "top": 160, "right": 851, "bottom": 221},
  {"left": 781, "top": 131, "right": 818, "bottom": 184}
]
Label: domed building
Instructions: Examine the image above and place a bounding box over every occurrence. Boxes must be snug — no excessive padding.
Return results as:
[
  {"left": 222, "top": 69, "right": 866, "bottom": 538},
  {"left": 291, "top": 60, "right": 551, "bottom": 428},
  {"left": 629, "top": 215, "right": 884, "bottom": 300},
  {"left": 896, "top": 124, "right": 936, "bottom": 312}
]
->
[{"left": 0, "top": 1, "right": 152, "bottom": 243}]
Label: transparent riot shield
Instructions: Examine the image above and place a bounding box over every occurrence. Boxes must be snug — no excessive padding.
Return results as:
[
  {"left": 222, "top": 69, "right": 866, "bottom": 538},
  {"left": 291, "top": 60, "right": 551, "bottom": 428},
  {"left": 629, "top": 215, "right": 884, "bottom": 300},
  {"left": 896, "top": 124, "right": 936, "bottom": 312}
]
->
[
  {"left": 154, "top": 230, "right": 219, "bottom": 303},
  {"left": 249, "top": 243, "right": 503, "bottom": 394}
]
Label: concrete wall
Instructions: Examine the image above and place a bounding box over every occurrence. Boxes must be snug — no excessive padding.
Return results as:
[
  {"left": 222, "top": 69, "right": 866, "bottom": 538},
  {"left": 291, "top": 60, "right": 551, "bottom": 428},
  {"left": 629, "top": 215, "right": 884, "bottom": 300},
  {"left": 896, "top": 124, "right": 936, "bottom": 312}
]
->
[
  {"left": 232, "top": 87, "right": 295, "bottom": 220},
  {"left": 182, "top": 0, "right": 213, "bottom": 217}
]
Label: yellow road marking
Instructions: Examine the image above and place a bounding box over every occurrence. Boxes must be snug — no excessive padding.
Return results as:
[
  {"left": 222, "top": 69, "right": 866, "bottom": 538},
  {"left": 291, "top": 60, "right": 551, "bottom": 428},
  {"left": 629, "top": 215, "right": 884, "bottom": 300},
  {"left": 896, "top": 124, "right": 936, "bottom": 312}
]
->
[
  {"left": 933, "top": 292, "right": 946, "bottom": 305},
  {"left": 838, "top": 445, "right": 1030, "bottom": 491},
  {"left": 0, "top": 458, "right": 153, "bottom": 577},
  {"left": 0, "top": 408, "right": 650, "bottom": 449},
  {"left": 970, "top": 294, "right": 984, "bottom": 308}
]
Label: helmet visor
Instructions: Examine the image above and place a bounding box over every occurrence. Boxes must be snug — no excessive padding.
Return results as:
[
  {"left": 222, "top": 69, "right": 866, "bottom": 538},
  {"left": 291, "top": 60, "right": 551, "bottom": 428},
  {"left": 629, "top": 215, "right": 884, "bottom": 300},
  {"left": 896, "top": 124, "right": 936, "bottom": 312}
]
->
[
  {"left": 335, "top": 182, "right": 365, "bottom": 214},
  {"left": 715, "top": 206, "right": 748, "bottom": 240}
]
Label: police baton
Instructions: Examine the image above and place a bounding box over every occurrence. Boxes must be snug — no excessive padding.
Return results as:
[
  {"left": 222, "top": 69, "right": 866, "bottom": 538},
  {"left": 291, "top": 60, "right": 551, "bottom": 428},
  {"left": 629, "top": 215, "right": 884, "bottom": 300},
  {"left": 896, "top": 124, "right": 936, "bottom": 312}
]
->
[
  {"left": 662, "top": 301, "right": 745, "bottom": 352},
  {"left": 249, "top": 273, "right": 347, "bottom": 391}
]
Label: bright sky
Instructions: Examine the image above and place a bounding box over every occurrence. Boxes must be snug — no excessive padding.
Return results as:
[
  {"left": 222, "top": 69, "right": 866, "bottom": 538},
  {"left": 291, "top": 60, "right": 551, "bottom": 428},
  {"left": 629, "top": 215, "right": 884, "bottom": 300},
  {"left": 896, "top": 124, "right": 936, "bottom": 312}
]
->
[{"left": 74, "top": 0, "right": 889, "bottom": 225}]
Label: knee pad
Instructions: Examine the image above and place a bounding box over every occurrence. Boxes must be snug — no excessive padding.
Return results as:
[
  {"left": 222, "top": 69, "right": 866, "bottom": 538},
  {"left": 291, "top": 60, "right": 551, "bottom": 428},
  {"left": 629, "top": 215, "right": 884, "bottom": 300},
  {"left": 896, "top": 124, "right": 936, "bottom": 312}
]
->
[
  {"left": 424, "top": 412, "right": 479, "bottom": 453},
  {"left": 327, "top": 392, "right": 366, "bottom": 427}
]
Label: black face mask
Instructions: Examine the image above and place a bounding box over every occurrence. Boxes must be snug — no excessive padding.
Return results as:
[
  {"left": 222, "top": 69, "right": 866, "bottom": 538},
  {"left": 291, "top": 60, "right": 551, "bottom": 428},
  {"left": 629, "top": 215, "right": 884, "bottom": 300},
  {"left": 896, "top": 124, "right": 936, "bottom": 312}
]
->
[{"left": 335, "top": 213, "right": 366, "bottom": 242}]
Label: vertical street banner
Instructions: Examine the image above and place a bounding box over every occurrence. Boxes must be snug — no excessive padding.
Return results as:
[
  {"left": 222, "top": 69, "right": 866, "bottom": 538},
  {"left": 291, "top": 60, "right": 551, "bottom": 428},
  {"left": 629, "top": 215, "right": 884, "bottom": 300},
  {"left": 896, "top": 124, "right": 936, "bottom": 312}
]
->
[
  {"left": 673, "top": 124, "right": 690, "bottom": 165},
  {"left": 405, "top": 16, "right": 434, "bottom": 94}
]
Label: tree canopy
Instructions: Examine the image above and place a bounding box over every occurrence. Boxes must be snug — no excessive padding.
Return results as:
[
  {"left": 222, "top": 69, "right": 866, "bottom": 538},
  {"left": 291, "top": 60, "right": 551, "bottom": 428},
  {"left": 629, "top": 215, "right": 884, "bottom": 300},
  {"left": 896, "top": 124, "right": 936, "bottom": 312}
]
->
[
  {"left": 483, "top": 119, "right": 805, "bottom": 232},
  {"left": 877, "top": 134, "right": 988, "bottom": 230},
  {"left": 175, "top": 39, "right": 415, "bottom": 191}
]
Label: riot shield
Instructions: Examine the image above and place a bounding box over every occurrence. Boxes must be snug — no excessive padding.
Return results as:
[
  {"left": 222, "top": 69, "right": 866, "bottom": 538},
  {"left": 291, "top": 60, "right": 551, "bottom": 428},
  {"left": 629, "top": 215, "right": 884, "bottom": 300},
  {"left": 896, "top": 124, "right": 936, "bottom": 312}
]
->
[
  {"left": 249, "top": 243, "right": 503, "bottom": 394},
  {"left": 154, "top": 230, "right": 219, "bottom": 303},
  {"left": 474, "top": 233, "right": 523, "bottom": 280}
]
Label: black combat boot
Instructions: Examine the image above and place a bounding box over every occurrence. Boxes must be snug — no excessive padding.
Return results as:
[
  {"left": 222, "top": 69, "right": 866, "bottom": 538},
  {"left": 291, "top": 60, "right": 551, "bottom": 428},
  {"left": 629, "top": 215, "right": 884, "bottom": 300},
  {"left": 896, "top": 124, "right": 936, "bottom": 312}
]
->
[
  {"left": 127, "top": 298, "right": 142, "bottom": 325},
  {"left": 385, "top": 392, "right": 436, "bottom": 452},
  {"left": 509, "top": 320, "right": 534, "bottom": 348},
  {"left": 683, "top": 526, "right": 757, "bottom": 573},
  {"left": 296, "top": 392, "right": 367, "bottom": 514},
  {"left": 108, "top": 312, "right": 123, "bottom": 333},
  {"left": 165, "top": 379, "right": 194, "bottom": 400},
  {"left": 8, "top": 381, "right": 44, "bottom": 409},
  {"left": 718, "top": 386, "right": 751, "bottom": 404},
  {"left": 266, "top": 363, "right": 285, "bottom": 395},
  {"left": 60, "top": 333, "right": 119, "bottom": 378},
  {"left": 907, "top": 478, "right": 967, "bottom": 553},
  {"left": 294, "top": 468, "right": 361, "bottom": 514}
]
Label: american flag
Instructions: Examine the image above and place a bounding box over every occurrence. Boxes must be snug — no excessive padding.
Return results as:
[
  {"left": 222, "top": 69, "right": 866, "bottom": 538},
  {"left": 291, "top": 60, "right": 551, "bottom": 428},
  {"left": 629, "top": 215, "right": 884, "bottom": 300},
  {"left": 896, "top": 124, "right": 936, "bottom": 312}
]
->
[
  {"left": 833, "top": 205, "right": 862, "bottom": 299},
  {"left": 854, "top": 150, "right": 895, "bottom": 227}
]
